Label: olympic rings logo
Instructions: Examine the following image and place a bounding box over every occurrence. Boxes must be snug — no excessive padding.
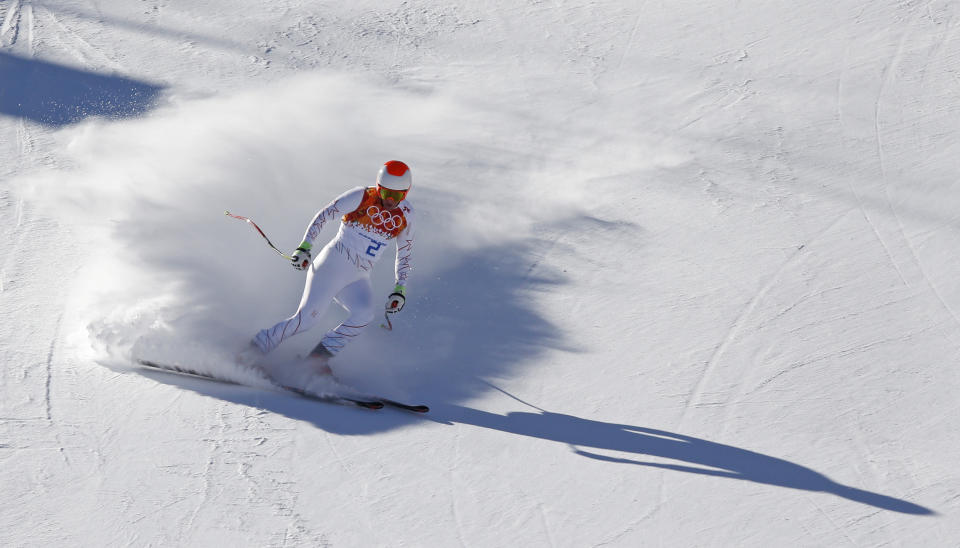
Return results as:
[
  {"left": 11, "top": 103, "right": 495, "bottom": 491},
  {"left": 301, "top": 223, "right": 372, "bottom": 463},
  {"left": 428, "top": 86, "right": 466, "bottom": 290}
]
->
[{"left": 366, "top": 205, "right": 404, "bottom": 231}]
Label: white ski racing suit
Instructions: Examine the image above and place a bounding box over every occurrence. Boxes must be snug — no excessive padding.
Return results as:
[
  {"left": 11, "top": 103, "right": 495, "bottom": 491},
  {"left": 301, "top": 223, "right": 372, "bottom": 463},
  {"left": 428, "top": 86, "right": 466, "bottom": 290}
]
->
[{"left": 253, "top": 186, "right": 414, "bottom": 355}]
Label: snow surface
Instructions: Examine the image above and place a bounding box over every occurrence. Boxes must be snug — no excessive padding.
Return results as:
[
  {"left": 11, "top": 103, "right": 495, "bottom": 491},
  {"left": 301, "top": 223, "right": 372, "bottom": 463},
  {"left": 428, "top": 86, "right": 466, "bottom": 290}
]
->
[{"left": 2, "top": 0, "right": 960, "bottom": 545}]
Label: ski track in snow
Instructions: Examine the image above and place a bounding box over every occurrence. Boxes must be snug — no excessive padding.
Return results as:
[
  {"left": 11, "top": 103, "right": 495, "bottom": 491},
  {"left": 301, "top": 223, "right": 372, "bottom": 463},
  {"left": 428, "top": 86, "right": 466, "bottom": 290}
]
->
[
  {"left": 0, "top": 0, "right": 23, "bottom": 47},
  {"left": 43, "top": 312, "right": 63, "bottom": 421},
  {"left": 869, "top": 2, "right": 960, "bottom": 335},
  {"left": 805, "top": 494, "right": 859, "bottom": 546},
  {"left": 42, "top": 5, "right": 124, "bottom": 71},
  {"left": 535, "top": 503, "right": 557, "bottom": 548},
  {"left": 178, "top": 414, "right": 218, "bottom": 541},
  {"left": 871, "top": 2, "right": 918, "bottom": 290},
  {"left": 447, "top": 424, "right": 469, "bottom": 548},
  {"left": 614, "top": 2, "right": 645, "bottom": 76},
  {"left": 680, "top": 209, "right": 849, "bottom": 425},
  {"left": 879, "top": 7, "right": 960, "bottom": 332}
]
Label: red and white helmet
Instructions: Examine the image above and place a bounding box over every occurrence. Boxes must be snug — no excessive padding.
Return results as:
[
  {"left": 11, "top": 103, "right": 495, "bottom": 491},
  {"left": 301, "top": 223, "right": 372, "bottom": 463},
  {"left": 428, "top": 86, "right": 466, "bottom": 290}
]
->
[{"left": 377, "top": 160, "right": 412, "bottom": 191}]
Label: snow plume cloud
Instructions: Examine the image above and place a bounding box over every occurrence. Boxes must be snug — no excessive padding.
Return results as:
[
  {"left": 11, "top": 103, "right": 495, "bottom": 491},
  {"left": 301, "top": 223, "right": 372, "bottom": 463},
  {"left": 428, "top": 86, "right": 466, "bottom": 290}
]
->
[{"left": 14, "top": 72, "right": 574, "bottom": 376}]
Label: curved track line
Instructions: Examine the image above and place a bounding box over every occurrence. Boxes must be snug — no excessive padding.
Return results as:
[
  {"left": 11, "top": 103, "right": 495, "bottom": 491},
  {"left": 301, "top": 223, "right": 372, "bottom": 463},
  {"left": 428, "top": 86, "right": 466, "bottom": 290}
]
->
[
  {"left": 873, "top": 1, "right": 960, "bottom": 329},
  {"left": 681, "top": 247, "right": 802, "bottom": 421},
  {"left": 0, "top": 0, "right": 22, "bottom": 46},
  {"left": 681, "top": 210, "right": 852, "bottom": 424},
  {"left": 615, "top": 3, "right": 646, "bottom": 75}
]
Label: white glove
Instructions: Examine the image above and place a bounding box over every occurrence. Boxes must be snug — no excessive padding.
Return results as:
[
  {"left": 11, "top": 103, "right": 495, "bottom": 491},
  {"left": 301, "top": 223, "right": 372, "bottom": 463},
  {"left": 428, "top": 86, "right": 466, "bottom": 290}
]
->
[
  {"left": 291, "top": 245, "right": 312, "bottom": 270},
  {"left": 385, "top": 285, "right": 406, "bottom": 314}
]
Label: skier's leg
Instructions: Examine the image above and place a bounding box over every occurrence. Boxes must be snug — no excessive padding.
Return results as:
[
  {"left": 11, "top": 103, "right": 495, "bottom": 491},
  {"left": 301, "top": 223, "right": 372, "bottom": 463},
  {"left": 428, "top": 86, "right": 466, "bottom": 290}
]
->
[
  {"left": 252, "top": 246, "right": 353, "bottom": 354},
  {"left": 313, "top": 277, "right": 376, "bottom": 357}
]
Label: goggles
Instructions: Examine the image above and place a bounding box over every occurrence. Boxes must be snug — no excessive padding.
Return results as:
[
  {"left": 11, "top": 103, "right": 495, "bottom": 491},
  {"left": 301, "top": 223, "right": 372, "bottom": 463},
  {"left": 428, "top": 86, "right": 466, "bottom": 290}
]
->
[{"left": 378, "top": 186, "right": 408, "bottom": 202}]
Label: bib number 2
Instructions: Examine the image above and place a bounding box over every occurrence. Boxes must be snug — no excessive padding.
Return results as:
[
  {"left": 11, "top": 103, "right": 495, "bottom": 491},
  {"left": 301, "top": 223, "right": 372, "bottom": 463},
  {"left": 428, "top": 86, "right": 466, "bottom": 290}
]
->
[{"left": 366, "top": 240, "right": 384, "bottom": 257}]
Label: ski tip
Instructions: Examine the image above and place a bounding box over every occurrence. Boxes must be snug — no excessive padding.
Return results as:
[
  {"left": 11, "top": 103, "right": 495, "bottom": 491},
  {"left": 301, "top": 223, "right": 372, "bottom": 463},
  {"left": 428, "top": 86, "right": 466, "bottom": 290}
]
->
[
  {"left": 380, "top": 400, "right": 429, "bottom": 413},
  {"left": 342, "top": 397, "right": 385, "bottom": 409},
  {"left": 137, "top": 358, "right": 169, "bottom": 370}
]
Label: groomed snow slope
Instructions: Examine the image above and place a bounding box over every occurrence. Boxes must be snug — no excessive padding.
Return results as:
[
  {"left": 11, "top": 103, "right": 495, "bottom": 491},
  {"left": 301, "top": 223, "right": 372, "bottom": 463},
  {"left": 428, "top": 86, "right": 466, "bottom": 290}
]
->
[{"left": 2, "top": 1, "right": 959, "bottom": 545}]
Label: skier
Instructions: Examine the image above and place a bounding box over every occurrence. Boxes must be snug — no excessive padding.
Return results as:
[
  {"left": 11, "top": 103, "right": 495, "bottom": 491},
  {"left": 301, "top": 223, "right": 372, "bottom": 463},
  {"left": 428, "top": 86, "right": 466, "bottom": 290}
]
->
[{"left": 244, "top": 160, "right": 414, "bottom": 376}]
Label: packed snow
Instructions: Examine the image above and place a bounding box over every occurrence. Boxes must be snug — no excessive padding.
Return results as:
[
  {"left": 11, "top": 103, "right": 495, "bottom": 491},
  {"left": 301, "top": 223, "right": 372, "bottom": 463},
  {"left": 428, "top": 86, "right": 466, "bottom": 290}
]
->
[{"left": 2, "top": 0, "right": 959, "bottom": 545}]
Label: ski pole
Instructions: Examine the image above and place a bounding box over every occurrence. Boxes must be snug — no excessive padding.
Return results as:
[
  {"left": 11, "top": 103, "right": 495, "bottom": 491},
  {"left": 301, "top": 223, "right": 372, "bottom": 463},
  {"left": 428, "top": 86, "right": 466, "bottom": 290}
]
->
[{"left": 224, "top": 211, "right": 294, "bottom": 260}]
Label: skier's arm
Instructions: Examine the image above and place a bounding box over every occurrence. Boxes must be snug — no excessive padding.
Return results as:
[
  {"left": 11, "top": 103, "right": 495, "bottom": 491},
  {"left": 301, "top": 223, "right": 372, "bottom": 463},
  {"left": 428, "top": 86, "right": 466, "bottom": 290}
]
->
[
  {"left": 298, "top": 187, "right": 365, "bottom": 251},
  {"left": 394, "top": 209, "right": 414, "bottom": 291},
  {"left": 384, "top": 219, "right": 413, "bottom": 314}
]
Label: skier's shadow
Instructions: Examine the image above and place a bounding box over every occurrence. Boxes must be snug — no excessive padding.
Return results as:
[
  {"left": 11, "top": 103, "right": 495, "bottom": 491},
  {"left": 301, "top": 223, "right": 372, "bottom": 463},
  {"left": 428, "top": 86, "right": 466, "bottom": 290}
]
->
[
  {"left": 344, "top": 214, "right": 611, "bottom": 399},
  {"left": 134, "top": 363, "right": 932, "bottom": 516},
  {"left": 435, "top": 402, "right": 934, "bottom": 516},
  {"left": 128, "top": 210, "right": 932, "bottom": 516}
]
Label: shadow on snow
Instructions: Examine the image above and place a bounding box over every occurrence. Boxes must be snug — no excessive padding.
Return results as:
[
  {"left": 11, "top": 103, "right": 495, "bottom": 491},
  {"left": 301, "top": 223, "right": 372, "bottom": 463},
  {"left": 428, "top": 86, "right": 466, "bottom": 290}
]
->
[
  {"left": 438, "top": 399, "right": 934, "bottom": 516},
  {"left": 128, "top": 216, "right": 930, "bottom": 515},
  {"left": 137, "top": 367, "right": 932, "bottom": 517},
  {"left": 0, "top": 52, "right": 164, "bottom": 126}
]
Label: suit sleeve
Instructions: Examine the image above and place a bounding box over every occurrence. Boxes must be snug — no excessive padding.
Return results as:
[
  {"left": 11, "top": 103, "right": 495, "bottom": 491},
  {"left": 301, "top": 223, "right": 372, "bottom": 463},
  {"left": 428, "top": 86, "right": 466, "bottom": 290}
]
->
[
  {"left": 300, "top": 187, "right": 365, "bottom": 249},
  {"left": 395, "top": 206, "right": 414, "bottom": 286}
]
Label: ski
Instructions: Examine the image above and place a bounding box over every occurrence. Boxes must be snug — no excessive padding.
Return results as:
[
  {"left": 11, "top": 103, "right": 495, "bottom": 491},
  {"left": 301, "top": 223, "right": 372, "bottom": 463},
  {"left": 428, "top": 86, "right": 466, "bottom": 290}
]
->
[
  {"left": 278, "top": 383, "right": 385, "bottom": 410},
  {"left": 284, "top": 385, "right": 428, "bottom": 414},
  {"left": 322, "top": 387, "right": 429, "bottom": 413},
  {"left": 136, "top": 359, "right": 385, "bottom": 410},
  {"left": 376, "top": 398, "right": 430, "bottom": 413},
  {"left": 137, "top": 359, "right": 428, "bottom": 413}
]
